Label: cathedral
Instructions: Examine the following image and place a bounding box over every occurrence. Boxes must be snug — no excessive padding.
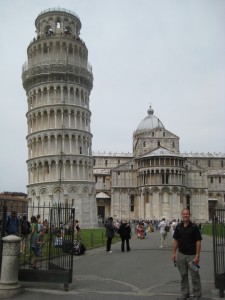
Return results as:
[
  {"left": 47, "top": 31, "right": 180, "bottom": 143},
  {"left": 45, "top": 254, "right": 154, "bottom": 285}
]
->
[{"left": 93, "top": 106, "right": 225, "bottom": 222}]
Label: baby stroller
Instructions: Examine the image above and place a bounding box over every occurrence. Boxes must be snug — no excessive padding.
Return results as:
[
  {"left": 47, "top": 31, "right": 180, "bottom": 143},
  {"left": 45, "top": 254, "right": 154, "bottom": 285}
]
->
[{"left": 73, "top": 240, "right": 86, "bottom": 255}]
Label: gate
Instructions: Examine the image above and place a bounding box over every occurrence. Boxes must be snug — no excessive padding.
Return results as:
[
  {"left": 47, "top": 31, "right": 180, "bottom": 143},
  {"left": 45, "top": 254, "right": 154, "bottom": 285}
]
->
[
  {"left": 212, "top": 209, "right": 225, "bottom": 298},
  {"left": 18, "top": 206, "right": 75, "bottom": 291}
]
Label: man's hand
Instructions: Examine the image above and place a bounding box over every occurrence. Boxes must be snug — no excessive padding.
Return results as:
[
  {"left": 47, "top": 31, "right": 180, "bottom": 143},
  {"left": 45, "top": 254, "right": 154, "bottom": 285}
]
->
[
  {"left": 194, "top": 255, "right": 200, "bottom": 264},
  {"left": 171, "top": 253, "right": 176, "bottom": 262}
]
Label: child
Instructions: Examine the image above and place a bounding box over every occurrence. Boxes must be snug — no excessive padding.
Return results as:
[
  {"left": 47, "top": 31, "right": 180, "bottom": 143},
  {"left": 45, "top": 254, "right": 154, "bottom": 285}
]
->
[{"left": 30, "top": 229, "right": 45, "bottom": 269}]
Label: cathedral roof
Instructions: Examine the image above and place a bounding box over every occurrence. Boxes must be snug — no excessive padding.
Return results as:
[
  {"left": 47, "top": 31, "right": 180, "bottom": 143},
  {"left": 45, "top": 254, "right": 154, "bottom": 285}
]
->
[
  {"left": 136, "top": 106, "right": 164, "bottom": 133},
  {"left": 92, "top": 151, "right": 133, "bottom": 157},
  {"left": 143, "top": 147, "right": 182, "bottom": 158},
  {"left": 183, "top": 152, "right": 225, "bottom": 158}
]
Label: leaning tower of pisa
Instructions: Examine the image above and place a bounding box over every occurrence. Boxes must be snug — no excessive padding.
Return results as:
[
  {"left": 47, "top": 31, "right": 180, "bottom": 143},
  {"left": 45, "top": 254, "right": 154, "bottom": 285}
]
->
[{"left": 22, "top": 8, "right": 97, "bottom": 228}]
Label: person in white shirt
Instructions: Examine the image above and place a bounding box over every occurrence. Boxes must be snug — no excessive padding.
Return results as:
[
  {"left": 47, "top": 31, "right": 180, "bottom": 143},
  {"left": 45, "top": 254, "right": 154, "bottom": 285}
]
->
[
  {"left": 171, "top": 219, "right": 177, "bottom": 237},
  {"left": 158, "top": 217, "right": 168, "bottom": 248}
]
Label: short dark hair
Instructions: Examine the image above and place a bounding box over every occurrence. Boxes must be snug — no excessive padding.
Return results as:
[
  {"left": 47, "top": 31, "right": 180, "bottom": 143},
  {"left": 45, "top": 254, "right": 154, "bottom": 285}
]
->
[{"left": 182, "top": 208, "right": 190, "bottom": 214}]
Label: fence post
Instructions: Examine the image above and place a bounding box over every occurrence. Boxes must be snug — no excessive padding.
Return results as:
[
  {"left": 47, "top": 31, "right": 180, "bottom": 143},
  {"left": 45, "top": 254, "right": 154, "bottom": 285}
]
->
[
  {"left": 0, "top": 202, "right": 7, "bottom": 273},
  {"left": 91, "top": 232, "right": 93, "bottom": 247},
  {"left": 0, "top": 235, "right": 21, "bottom": 298}
]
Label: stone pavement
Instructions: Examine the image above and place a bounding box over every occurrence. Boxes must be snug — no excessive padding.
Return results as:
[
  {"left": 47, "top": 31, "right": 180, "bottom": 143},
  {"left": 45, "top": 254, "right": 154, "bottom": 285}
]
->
[{"left": 11, "top": 228, "right": 221, "bottom": 300}]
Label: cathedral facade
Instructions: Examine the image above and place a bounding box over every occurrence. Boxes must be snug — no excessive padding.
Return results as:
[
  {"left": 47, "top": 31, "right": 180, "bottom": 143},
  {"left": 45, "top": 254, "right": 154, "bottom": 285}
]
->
[{"left": 93, "top": 106, "right": 225, "bottom": 222}]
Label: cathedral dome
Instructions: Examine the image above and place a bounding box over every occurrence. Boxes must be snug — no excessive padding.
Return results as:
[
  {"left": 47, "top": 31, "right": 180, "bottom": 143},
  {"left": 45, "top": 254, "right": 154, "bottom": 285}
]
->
[{"left": 136, "top": 106, "right": 164, "bottom": 133}]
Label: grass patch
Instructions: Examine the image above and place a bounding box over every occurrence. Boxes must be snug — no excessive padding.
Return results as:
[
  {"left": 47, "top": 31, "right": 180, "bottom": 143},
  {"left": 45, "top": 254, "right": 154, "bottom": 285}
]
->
[
  {"left": 202, "top": 224, "right": 213, "bottom": 236},
  {"left": 20, "top": 228, "right": 120, "bottom": 264},
  {"left": 79, "top": 228, "right": 120, "bottom": 249}
]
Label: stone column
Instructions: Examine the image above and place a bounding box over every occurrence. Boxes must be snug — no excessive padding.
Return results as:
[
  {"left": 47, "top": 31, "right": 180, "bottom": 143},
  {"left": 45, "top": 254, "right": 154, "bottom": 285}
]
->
[
  {"left": 140, "top": 190, "right": 144, "bottom": 219},
  {"left": 0, "top": 235, "right": 21, "bottom": 298}
]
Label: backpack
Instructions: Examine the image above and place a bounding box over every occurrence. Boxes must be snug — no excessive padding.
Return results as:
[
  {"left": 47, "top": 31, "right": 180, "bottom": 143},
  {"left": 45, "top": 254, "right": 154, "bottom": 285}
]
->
[
  {"left": 165, "top": 225, "right": 170, "bottom": 232},
  {"left": 6, "top": 216, "right": 19, "bottom": 235},
  {"left": 21, "top": 220, "right": 31, "bottom": 235}
]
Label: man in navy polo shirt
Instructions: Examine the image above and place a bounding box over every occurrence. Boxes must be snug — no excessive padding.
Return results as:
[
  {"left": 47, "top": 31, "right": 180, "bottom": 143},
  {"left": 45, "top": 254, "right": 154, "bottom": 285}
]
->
[{"left": 172, "top": 208, "right": 202, "bottom": 300}]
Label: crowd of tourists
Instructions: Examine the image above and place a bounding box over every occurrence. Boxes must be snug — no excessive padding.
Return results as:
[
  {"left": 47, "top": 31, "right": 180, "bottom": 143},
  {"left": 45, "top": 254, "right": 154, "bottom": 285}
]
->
[
  {"left": 5, "top": 211, "right": 81, "bottom": 269},
  {"left": 105, "top": 216, "right": 202, "bottom": 247}
]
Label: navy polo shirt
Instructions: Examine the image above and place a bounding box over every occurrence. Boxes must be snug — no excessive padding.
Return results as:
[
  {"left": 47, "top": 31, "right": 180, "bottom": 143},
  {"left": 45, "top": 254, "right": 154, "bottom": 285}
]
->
[{"left": 173, "top": 221, "right": 202, "bottom": 255}]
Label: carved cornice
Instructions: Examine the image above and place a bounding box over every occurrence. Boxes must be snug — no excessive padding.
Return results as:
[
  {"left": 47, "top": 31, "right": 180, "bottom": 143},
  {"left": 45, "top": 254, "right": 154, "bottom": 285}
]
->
[
  {"left": 22, "top": 63, "right": 92, "bottom": 80},
  {"left": 22, "top": 65, "right": 93, "bottom": 91}
]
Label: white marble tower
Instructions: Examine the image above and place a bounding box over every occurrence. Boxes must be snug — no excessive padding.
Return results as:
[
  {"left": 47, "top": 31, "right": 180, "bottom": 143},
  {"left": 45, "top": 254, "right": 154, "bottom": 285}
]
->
[{"left": 22, "top": 8, "right": 97, "bottom": 228}]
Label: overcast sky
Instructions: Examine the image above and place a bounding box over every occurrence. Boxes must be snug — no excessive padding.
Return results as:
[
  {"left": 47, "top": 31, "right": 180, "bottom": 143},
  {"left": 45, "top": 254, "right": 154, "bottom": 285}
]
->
[{"left": 0, "top": 0, "right": 225, "bottom": 193}]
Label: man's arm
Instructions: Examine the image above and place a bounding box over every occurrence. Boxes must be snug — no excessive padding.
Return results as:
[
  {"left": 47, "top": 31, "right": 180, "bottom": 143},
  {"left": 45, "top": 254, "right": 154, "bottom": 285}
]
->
[
  {"left": 194, "top": 240, "right": 201, "bottom": 264},
  {"left": 171, "top": 239, "right": 178, "bottom": 262}
]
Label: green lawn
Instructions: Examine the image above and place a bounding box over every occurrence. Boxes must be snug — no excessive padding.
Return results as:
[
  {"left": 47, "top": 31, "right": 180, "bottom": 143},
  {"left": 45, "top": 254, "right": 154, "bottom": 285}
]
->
[
  {"left": 19, "top": 228, "right": 119, "bottom": 266},
  {"left": 202, "top": 223, "right": 213, "bottom": 236},
  {"left": 79, "top": 228, "right": 120, "bottom": 249}
]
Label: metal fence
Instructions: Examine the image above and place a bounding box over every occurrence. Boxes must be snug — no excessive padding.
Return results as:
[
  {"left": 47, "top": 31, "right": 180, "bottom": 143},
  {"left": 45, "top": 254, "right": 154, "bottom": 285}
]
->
[
  {"left": 212, "top": 209, "right": 225, "bottom": 298},
  {"left": 18, "top": 205, "right": 75, "bottom": 291},
  {"left": 0, "top": 202, "right": 76, "bottom": 290}
]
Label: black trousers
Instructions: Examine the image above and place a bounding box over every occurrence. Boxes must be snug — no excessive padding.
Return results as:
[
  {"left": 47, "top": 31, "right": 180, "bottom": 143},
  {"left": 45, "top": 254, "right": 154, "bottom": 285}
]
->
[
  {"left": 106, "top": 237, "right": 112, "bottom": 252},
  {"left": 121, "top": 237, "right": 130, "bottom": 252}
]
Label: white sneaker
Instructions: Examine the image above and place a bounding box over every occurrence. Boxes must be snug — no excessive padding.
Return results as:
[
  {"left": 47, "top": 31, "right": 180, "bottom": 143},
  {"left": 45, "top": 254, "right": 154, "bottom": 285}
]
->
[{"left": 159, "top": 246, "right": 163, "bottom": 248}]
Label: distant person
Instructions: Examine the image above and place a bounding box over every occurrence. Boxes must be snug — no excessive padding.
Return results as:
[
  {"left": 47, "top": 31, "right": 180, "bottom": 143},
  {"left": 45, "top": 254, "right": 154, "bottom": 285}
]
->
[
  {"left": 158, "top": 217, "right": 168, "bottom": 248},
  {"left": 30, "top": 215, "right": 38, "bottom": 252},
  {"left": 6, "top": 210, "right": 19, "bottom": 235},
  {"left": 114, "top": 219, "right": 120, "bottom": 233},
  {"left": 117, "top": 219, "right": 131, "bottom": 252},
  {"left": 30, "top": 229, "right": 45, "bottom": 269},
  {"left": 43, "top": 219, "right": 49, "bottom": 233},
  {"left": 30, "top": 216, "right": 38, "bottom": 237},
  {"left": 36, "top": 214, "right": 43, "bottom": 233},
  {"left": 75, "top": 219, "right": 81, "bottom": 240},
  {"left": 142, "top": 221, "right": 148, "bottom": 238},
  {"left": 20, "top": 215, "right": 31, "bottom": 253},
  {"left": 105, "top": 217, "right": 115, "bottom": 253},
  {"left": 136, "top": 222, "right": 144, "bottom": 239},
  {"left": 171, "top": 219, "right": 177, "bottom": 237},
  {"left": 172, "top": 208, "right": 202, "bottom": 300}
]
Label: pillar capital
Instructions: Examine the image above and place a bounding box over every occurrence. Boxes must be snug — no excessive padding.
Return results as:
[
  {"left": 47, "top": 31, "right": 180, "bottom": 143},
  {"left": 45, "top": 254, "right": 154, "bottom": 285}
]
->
[{"left": 2, "top": 235, "right": 21, "bottom": 256}]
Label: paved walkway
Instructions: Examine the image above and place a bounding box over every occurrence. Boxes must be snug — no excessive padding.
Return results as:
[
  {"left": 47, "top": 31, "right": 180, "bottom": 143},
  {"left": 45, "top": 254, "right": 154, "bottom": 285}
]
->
[{"left": 11, "top": 229, "right": 221, "bottom": 300}]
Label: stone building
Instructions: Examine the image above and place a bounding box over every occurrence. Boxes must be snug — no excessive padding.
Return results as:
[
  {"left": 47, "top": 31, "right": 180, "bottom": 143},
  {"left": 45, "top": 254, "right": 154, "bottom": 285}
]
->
[
  {"left": 22, "top": 8, "right": 224, "bottom": 227},
  {"left": 93, "top": 106, "right": 225, "bottom": 222},
  {"left": 0, "top": 193, "right": 27, "bottom": 216},
  {"left": 22, "top": 8, "right": 97, "bottom": 228}
]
